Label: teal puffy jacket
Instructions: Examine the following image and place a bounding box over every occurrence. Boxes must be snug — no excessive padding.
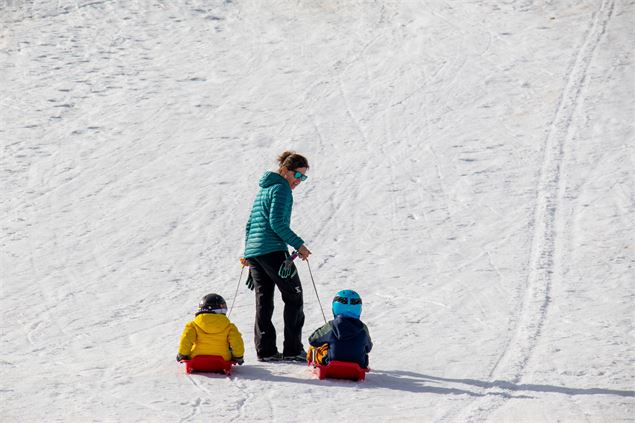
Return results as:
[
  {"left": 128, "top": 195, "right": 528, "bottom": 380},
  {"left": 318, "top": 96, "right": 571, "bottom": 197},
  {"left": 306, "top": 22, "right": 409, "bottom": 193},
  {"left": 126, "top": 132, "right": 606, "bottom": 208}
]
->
[{"left": 243, "top": 171, "right": 305, "bottom": 258}]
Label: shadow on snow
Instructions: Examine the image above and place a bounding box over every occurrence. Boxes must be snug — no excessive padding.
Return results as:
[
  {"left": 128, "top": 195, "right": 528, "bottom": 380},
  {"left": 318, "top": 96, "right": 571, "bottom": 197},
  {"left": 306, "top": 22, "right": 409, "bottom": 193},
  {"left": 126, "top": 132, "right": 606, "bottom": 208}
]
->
[
  {"left": 372, "top": 370, "right": 635, "bottom": 398},
  {"left": 185, "top": 365, "right": 634, "bottom": 398}
]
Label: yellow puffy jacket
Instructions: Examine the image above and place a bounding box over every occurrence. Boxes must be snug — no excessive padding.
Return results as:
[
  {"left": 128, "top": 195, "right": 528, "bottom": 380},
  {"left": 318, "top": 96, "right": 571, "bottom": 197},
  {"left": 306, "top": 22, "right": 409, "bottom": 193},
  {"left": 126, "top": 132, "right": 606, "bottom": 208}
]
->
[{"left": 178, "top": 313, "right": 244, "bottom": 360}]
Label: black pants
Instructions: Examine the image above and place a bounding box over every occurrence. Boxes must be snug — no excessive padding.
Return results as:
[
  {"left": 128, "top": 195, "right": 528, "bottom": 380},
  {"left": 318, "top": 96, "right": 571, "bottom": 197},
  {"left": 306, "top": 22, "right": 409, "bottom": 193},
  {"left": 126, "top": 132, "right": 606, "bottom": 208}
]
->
[{"left": 248, "top": 251, "right": 305, "bottom": 357}]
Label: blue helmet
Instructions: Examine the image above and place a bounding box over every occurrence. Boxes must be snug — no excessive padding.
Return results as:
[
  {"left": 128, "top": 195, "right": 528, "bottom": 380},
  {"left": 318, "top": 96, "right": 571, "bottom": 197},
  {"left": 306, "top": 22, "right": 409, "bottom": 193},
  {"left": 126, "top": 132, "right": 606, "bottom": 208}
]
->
[{"left": 332, "top": 289, "right": 362, "bottom": 319}]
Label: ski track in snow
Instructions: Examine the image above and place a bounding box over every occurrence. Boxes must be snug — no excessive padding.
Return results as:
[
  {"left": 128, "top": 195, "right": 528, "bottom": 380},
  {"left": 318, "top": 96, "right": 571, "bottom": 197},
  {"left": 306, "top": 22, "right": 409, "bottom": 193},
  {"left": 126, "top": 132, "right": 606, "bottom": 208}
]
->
[
  {"left": 443, "top": 1, "right": 618, "bottom": 421},
  {"left": 489, "top": 0, "right": 617, "bottom": 382}
]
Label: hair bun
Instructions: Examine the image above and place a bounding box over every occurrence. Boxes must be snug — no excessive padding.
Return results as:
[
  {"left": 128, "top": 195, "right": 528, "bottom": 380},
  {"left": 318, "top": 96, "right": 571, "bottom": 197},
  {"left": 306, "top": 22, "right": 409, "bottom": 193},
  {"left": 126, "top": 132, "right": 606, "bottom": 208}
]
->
[
  {"left": 277, "top": 151, "right": 309, "bottom": 170},
  {"left": 277, "top": 151, "right": 294, "bottom": 165}
]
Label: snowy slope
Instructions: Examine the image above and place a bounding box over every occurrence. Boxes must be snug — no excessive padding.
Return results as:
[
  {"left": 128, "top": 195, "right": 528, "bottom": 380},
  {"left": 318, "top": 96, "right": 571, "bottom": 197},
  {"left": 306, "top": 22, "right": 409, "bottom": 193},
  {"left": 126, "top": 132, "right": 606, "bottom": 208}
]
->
[{"left": 1, "top": 0, "right": 633, "bottom": 422}]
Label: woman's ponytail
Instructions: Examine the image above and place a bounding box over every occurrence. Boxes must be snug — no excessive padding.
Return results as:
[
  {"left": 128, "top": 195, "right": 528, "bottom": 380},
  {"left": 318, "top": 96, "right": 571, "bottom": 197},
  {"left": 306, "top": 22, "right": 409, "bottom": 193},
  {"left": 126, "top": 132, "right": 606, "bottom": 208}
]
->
[{"left": 278, "top": 151, "right": 309, "bottom": 170}]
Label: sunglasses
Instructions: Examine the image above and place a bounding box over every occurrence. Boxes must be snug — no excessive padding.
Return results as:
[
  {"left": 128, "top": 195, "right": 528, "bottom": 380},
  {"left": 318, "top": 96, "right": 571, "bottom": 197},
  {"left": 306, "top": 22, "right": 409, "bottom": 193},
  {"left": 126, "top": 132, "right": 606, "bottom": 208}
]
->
[
  {"left": 292, "top": 170, "right": 308, "bottom": 182},
  {"left": 333, "top": 296, "right": 362, "bottom": 305}
]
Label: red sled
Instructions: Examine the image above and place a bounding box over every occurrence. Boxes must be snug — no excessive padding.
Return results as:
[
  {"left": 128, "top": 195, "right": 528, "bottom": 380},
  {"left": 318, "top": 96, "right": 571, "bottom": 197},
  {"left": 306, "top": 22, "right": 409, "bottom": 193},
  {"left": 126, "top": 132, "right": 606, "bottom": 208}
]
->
[
  {"left": 182, "top": 355, "right": 235, "bottom": 375},
  {"left": 312, "top": 360, "right": 369, "bottom": 381}
]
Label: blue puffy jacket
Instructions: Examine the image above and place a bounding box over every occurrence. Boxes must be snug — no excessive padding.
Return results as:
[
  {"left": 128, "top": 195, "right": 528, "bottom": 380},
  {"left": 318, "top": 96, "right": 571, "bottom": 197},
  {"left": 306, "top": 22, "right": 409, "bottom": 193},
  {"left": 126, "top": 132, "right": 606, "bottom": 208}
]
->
[
  {"left": 308, "top": 315, "right": 373, "bottom": 368},
  {"left": 244, "top": 171, "right": 305, "bottom": 258}
]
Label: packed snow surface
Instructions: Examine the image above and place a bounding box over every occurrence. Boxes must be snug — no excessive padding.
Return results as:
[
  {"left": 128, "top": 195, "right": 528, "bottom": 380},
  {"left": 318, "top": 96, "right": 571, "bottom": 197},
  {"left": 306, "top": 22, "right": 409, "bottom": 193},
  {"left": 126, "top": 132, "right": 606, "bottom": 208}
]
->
[{"left": 1, "top": 0, "right": 633, "bottom": 422}]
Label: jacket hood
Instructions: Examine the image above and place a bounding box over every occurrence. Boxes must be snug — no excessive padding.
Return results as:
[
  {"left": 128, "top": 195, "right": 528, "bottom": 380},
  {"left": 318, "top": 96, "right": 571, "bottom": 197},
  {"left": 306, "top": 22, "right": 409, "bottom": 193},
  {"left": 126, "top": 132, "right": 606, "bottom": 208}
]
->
[
  {"left": 259, "top": 171, "right": 288, "bottom": 188},
  {"left": 193, "top": 313, "right": 231, "bottom": 334},
  {"left": 331, "top": 315, "right": 366, "bottom": 341}
]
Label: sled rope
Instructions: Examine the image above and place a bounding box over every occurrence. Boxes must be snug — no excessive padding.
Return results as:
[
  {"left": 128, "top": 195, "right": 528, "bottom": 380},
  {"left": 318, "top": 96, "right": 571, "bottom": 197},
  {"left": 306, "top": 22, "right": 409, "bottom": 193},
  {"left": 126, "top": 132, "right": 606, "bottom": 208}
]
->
[
  {"left": 229, "top": 255, "right": 327, "bottom": 324},
  {"left": 306, "top": 259, "right": 328, "bottom": 325},
  {"left": 228, "top": 265, "right": 245, "bottom": 317}
]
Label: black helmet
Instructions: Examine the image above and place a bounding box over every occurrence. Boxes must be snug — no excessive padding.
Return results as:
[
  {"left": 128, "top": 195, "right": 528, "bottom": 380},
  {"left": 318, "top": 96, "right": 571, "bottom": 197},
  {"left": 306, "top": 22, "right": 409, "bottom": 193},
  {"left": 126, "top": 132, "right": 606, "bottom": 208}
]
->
[{"left": 196, "top": 293, "right": 228, "bottom": 315}]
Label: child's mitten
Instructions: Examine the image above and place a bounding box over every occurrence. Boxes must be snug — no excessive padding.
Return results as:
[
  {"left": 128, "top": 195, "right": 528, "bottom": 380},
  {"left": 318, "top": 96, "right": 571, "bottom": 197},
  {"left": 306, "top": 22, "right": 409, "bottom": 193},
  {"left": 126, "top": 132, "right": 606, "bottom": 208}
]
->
[{"left": 176, "top": 353, "right": 191, "bottom": 362}]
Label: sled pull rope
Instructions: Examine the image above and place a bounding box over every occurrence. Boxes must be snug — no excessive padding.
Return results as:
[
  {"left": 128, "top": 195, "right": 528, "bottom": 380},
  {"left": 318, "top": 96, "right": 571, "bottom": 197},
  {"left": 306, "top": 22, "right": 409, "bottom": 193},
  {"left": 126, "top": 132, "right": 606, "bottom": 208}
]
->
[
  {"left": 306, "top": 259, "right": 328, "bottom": 325},
  {"left": 228, "top": 265, "right": 245, "bottom": 318}
]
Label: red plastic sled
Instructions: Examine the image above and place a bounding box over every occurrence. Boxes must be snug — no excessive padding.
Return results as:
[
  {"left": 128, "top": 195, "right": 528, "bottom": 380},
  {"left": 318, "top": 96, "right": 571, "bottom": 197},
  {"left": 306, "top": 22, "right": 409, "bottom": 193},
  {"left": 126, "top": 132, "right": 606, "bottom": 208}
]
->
[
  {"left": 182, "top": 355, "right": 235, "bottom": 375},
  {"left": 312, "top": 360, "right": 369, "bottom": 381}
]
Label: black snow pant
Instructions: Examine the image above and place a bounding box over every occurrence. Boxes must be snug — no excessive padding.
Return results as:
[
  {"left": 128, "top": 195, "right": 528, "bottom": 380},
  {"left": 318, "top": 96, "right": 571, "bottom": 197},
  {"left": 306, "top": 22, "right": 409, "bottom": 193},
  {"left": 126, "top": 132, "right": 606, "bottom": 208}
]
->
[{"left": 247, "top": 251, "right": 305, "bottom": 358}]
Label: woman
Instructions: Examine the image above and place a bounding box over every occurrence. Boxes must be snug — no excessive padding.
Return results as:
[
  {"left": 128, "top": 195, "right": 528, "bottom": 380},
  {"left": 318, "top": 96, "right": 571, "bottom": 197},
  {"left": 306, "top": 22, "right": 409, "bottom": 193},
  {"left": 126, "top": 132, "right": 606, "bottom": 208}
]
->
[{"left": 242, "top": 151, "right": 312, "bottom": 362}]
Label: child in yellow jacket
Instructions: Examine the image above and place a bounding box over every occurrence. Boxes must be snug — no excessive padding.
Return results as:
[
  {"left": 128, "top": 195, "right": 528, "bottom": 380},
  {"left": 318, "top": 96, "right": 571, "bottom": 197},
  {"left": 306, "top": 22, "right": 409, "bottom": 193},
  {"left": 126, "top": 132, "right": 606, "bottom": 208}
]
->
[{"left": 177, "top": 293, "right": 245, "bottom": 364}]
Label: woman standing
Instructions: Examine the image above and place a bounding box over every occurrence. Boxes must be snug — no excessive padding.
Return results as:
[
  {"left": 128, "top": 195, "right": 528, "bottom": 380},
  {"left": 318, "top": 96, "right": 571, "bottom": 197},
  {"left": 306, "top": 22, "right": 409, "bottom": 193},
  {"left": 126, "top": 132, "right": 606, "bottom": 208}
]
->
[{"left": 242, "top": 151, "right": 312, "bottom": 362}]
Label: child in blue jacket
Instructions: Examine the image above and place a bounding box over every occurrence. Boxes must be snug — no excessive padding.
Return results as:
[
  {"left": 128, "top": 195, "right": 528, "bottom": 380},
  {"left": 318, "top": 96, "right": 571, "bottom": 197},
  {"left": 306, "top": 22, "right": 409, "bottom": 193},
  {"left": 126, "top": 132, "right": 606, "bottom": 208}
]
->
[{"left": 307, "top": 289, "right": 372, "bottom": 368}]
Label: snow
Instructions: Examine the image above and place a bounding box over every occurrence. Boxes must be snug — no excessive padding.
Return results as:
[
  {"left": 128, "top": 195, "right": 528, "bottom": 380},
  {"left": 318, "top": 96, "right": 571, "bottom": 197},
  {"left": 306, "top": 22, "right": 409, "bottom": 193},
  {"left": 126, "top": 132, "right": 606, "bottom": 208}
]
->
[{"left": 1, "top": 0, "right": 633, "bottom": 421}]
